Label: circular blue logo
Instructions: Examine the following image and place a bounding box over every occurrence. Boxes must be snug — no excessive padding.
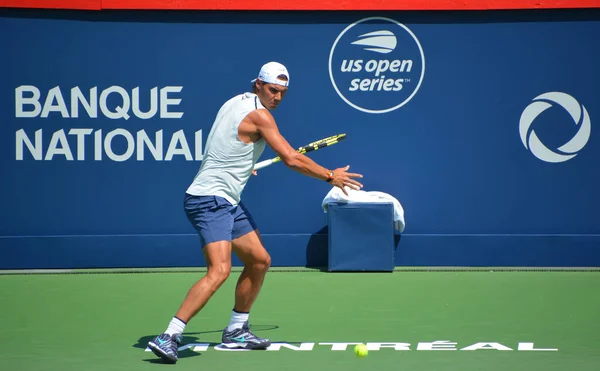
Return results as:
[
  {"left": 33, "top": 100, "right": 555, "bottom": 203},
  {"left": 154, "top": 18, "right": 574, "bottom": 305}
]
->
[{"left": 329, "top": 17, "right": 425, "bottom": 114}]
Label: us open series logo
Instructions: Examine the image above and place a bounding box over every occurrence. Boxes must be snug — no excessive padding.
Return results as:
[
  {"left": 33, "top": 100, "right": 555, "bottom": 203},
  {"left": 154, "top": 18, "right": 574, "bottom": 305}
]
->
[{"left": 328, "top": 17, "right": 425, "bottom": 114}]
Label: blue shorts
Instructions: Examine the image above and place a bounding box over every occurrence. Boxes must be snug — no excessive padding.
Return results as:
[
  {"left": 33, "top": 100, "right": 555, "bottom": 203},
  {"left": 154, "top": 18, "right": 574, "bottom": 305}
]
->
[{"left": 183, "top": 194, "right": 258, "bottom": 247}]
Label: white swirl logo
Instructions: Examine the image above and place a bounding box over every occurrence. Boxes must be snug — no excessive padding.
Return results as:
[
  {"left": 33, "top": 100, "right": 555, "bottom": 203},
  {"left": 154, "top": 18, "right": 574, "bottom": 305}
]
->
[{"left": 519, "top": 92, "right": 591, "bottom": 163}]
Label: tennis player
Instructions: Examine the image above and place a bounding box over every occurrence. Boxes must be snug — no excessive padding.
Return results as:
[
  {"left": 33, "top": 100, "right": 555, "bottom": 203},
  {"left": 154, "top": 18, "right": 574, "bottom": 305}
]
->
[{"left": 148, "top": 61, "right": 363, "bottom": 363}]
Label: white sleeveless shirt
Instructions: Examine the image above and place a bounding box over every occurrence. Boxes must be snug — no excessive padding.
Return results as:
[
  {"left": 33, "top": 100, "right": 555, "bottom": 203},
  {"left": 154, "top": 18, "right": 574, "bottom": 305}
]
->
[{"left": 186, "top": 93, "right": 267, "bottom": 205}]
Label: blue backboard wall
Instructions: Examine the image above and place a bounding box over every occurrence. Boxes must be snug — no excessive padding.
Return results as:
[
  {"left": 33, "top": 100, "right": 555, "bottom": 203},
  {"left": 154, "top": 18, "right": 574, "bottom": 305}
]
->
[{"left": 1, "top": 9, "right": 599, "bottom": 268}]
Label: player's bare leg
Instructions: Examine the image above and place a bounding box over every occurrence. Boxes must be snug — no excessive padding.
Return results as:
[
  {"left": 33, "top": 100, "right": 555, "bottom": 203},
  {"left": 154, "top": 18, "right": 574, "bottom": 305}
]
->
[
  {"left": 221, "top": 230, "right": 272, "bottom": 349},
  {"left": 149, "top": 240, "right": 232, "bottom": 362},
  {"left": 231, "top": 230, "right": 271, "bottom": 312},
  {"left": 175, "top": 240, "right": 233, "bottom": 322}
]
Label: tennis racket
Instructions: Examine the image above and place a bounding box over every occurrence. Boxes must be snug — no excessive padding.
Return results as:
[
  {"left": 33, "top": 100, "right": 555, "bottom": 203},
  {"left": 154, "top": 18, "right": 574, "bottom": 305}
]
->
[{"left": 254, "top": 133, "right": 347, "bottom": 171}]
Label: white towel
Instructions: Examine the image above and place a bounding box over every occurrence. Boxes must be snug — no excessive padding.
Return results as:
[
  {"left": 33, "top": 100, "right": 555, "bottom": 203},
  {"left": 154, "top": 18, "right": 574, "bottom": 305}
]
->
[{"left": 321, "top": 186, "right": 406, "bottom": 233}]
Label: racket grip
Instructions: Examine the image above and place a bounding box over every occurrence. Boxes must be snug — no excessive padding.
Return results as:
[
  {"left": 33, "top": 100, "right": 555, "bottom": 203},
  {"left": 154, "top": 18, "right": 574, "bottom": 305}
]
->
[{"left": 254, "top": 159, "right": 273, "bottom": 170}]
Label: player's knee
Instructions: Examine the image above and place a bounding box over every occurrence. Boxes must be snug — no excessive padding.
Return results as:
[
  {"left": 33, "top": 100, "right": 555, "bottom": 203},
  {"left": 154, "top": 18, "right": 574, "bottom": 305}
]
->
[
  {"left": 254, "top": 253, "right": 271, "bottom": 272},
  {"left": 207, "top": 263, "right": 231, "bottom": 284}
]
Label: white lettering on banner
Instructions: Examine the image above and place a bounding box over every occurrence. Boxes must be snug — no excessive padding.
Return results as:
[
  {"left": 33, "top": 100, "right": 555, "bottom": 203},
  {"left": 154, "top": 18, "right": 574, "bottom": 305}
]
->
[
  {"left": 104, "top": 129, "right": 135, "bottom": 161},
  {"left": 340, "top": 59, "right": 413, "bottom": 75},
  {"left": 165, "top": 130, "right": 193, "bottom": 161},
  {"left": 160, "top": 87, "right": 184, "bottom": 119},
  {"left": 349, "top": 76, "right": 404, "bottom": 92},
  {"left": 69, "top": 128, "right": 94, "bottom": 160},
  {"left": 137, "top": 130, "right": 163, "bottom": 161},
  {"left": 95, "top": 130, "right": 102, "bottom": 161},
  {"left": 15, "top": 85, "right": 183, "bottom": 120},
  {"left": 99, "top": 86, "right": 131, "bottom": 120},
  {"left": 15, "top": 86, "right": 42, "bottom": 118},
  {"left": 45, "top": 129, "right": 73, "bottom": 161},
  {"left": 71, "top": 87, "right": 98, "bottom": 118},
  {"left": 15, "top": 129, "right": 42, "bottom": 160},
  {"left": 132, "top": 87, "right": 158, "bottom": 119},
  {"left": 42, "top": 87, "right": 70, "bottom": 118},
  {"left": 145, "top": 341, "right": 558, "bottom": 353},
  {"left": 15, "top": 128, "right": 203, "bottom": 162}
]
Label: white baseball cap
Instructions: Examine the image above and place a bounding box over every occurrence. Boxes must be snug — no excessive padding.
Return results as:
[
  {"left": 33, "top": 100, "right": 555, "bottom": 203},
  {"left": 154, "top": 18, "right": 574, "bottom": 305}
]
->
[{"left": 251, "top": 62, "right": 290, "bottom": 87}]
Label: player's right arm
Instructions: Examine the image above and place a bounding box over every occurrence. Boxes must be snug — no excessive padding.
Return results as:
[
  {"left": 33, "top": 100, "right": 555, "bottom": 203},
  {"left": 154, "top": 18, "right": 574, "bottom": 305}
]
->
[{"left": 247, "top": 109, "right": 364, "bottom": 193}]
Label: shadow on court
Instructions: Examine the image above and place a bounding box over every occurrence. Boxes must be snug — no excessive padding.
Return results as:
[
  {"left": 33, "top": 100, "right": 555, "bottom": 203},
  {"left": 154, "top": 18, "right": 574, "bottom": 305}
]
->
[{"left": 134, "top": 325, "right": 280, "bottom": 361}]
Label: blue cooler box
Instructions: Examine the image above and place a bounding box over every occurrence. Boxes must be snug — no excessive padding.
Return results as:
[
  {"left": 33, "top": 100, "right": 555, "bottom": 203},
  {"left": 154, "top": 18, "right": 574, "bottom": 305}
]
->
[{"left": 327, "top": 202, "right": 395, "bottom": 272}]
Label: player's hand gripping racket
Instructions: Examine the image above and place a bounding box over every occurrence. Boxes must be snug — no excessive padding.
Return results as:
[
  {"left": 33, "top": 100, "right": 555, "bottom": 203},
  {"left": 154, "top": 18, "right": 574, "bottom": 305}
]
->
[{"left": 254, "top": 133, "right": 347, "bottom": 171}]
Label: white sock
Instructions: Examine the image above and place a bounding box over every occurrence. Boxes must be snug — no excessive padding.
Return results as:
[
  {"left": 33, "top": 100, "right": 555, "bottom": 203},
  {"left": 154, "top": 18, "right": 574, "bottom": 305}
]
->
[
  {"left": 165, "top": 316, "right": 186, "bottom": 336},
  {"left": 227, "top": 310, "right": 249, "bottom": 332}
]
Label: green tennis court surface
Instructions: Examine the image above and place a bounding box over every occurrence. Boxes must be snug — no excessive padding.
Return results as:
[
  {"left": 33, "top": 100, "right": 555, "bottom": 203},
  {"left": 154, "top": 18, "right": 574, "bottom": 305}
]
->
[{"left": 1, "top": 269, "right": 599, "bottom": 371}]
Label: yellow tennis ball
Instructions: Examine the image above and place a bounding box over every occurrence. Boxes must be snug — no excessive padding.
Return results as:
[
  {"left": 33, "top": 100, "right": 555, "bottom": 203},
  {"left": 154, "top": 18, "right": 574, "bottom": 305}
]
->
[{"left": 354, "top": 343, "right": 368, "bottom": 357}]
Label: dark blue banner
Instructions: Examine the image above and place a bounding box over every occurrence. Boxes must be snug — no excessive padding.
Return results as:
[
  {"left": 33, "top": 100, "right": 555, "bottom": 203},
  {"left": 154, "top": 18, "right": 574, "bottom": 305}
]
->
[{"left": 1, "top": 10, "right": 599, "bottom": 268}]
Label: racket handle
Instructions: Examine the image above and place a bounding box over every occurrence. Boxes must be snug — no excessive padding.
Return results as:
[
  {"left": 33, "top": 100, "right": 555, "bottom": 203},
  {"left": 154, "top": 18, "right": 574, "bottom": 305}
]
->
[{"left": 254, "top": 159, "right": 274, "bottom": 170}]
